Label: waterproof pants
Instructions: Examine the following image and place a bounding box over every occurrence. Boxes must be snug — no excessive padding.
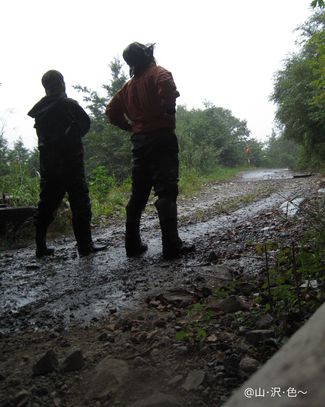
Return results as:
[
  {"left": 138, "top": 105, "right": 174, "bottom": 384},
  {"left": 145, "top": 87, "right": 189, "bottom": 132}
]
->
[
  {"left": 126, "top": 129, "right": 181, "bottom": 256},
  {"left": 126, "top": 129, "right": 179, "bottom": 220},
  {"left": 35, "top": 172, "right": 92, "bottom": 250}
]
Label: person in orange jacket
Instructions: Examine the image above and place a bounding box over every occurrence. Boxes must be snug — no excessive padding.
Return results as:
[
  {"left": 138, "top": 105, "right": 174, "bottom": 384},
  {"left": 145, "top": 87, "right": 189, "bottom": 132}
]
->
[{"left": 106, "top": 42, "right": 194, "bottom": 259}]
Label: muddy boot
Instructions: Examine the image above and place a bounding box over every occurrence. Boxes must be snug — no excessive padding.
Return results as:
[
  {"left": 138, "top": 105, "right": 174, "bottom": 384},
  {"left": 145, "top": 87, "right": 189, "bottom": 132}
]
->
[
  {"left": 78, "top": 242, "right": 109, "bottom": 257},
  {"left": 155, "top": 198, "right": 195, "bottom": 260},
  {"left": 73, "top": 219, "right": 108, "bottom": 256},
  {"left": 125, "top": 202, "right": 148, "bottom": 257},
  {"left": 125, "top": 221, "right": 148, "bottom": 257},
  {"left": 35, "top": 224, "right": 54, "bottom": 258}
]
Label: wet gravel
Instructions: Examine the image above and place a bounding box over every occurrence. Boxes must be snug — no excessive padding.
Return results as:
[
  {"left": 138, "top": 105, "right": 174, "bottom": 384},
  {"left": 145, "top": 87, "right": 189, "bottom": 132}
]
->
[
  {"left": 0, "top": 169, "right": 319, "bottom": 335},
  {"left": 0, "top": 169, "right": 323, "bottom": 407}
]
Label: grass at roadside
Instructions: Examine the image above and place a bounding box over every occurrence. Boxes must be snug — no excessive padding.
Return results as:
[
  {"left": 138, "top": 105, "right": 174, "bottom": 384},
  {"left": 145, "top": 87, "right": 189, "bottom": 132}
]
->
[
  {"left": 179, "top": 166, "right": 247, "bottom": 197},
  {"left": 1, "top": 165, "right": 249, "bottom": 240},
  {"left": 91, "top": 166, "right": 248, "bottom": 224}
]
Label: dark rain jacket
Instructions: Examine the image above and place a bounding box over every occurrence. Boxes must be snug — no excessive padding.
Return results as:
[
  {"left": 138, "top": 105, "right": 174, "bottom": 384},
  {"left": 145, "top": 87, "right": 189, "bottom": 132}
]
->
[
  {"left": 28, "top": 95, "right": 90, "bottom": 178},
  {"left": 105, "top": 63, "right": 180, "bottom": 134}
]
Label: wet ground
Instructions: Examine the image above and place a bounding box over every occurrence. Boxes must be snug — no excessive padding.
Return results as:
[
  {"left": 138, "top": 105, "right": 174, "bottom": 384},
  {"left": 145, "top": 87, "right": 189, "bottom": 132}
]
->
[
  {"left": 0, "top": 169, "right": 318, "bottom": 334},
  {"left": 1, "top": 168, "right": 323, "bottom": 407}
]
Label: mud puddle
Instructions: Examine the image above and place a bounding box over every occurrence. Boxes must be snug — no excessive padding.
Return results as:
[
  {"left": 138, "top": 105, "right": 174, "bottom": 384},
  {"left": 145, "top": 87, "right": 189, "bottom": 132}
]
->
[
  {"left": 0, "top": 170, "right": 319, "bottom": 334},
  {"left": 239, "top": 168, "right": 293, "bottom": 180}
]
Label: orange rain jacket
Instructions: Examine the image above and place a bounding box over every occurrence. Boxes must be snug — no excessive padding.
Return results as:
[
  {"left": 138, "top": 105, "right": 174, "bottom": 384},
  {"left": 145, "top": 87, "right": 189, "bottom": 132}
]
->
[{"left": 105, "top": 63, "right": 180, "bottom": 134}]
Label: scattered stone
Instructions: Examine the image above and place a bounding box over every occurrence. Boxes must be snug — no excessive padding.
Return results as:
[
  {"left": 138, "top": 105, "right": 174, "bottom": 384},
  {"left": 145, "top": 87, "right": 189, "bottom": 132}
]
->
[
  {"left": 147, "top": 330, "right": 158, "bottom": 340},
  {"left": 236, "top": 340, "right": 251, "bottom": 352},
  {"left": 223, "top": 354, "right": 240, "bottom": 376},
  {"left": 218, "top": 295, "right": 250, "bottom": 313},
  {"left": 150, "top": 348, "right": 160, "bottom": 359},
  {"left": 239, "top": 356, "right": 259, "bottom": 374},
  {"left": 182, "top": 370, "right": 206, "bottom": 391},
  {"left": 62, "top": 349, "right": 84, "bottom": 372},
  {"left": 206, "top": 334, "right": 218, "bottom": 343},
  {"left": 53, "top": 398, "right": 62, "bottom": 407},
  {"left": 154, "top": 319, "right": 167, "bottom": 328},
  {"left": 200, "top": 264, "right": 232, "bottom": 281},
  {"left": 129, "top": 391, "right": 182, "bottom": 407},
  {"left": 167, "top": 375, "right": 183, "bottom": 386},
  {"left": 13, "top": 390, "right": 30, "bottom": 406},
  {"left": 300, "top": 279, "right": 318, "bottom": 289},
  {"left": 133, "top": 356, "right": 148, "bottom": 367},
  {"left": 97, "top": 332, "right": 115, "bottom": 342},
  {"left": 256, "top": 313, "right": 274, "bottom": 329},
  {"left": 157, "top": 288, "right": 197, "bottom": 307},
  {"left": 157, "top": 335, "right": 171, "bottom": 347},
  {"left": 59, "top": 339, "right": 71, "bottom": 347},
  {"left": 245, "top": 329, "right": 275, "bottom": 345},
  {"left": 172, "top": 344, "right": 188, "bottom": 355},
  {"left": 33, "top": 350, "right": 59, "bottom": 376},
  {"left": 87, "top": 358, "right": 129, "bottom": 400}
]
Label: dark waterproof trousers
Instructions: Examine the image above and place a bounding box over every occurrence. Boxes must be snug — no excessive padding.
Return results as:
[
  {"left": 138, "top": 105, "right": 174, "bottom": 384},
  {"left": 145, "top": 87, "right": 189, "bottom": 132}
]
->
[
  {"left": 127, "top": 129, "right": 179, "bottom": 217},
  {"left": 126, "top": 129, "right": 181, "bottom": 256},
  {"left": 35, "top": 171, "right": 92, "bottom": 251}
]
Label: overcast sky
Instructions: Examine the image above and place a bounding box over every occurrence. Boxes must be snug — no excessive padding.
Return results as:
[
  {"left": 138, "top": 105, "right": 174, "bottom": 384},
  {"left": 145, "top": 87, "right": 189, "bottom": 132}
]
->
[{"left": 0, "top": 0, "right": 314, "bottom": 150}]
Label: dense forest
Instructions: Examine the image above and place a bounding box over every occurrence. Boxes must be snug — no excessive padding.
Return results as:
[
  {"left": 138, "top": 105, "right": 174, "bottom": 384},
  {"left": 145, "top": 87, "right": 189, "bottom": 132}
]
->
[{"left": 0, "top": 9, "right": 324, "bottom": 215}]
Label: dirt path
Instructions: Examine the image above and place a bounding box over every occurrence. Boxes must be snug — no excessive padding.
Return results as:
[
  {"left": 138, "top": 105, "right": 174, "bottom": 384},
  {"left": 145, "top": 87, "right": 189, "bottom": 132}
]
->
[
  {"left": 0, "top": 169, "right": 316, "bottom": 333},
  {"left": 0, "top": 169, "right": 322, "bottom": 407}
]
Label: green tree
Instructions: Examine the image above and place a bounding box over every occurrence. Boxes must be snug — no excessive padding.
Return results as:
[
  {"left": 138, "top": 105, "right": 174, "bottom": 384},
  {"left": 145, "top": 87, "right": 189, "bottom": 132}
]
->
[
  {"left": 263, "top": 130, "right": 301, "bottom": 169},
  {"left": 7, "top": 137, "right": 30, "bottom": 165},
  {"left": 244, "top": 139, "right": 265, "bottom": 167},
  {"left": 27, "top": 147, "right": 40, "bottom": 177},
  {"left": 176, "top": 103, "right": 252, "bottom": 172},
  {"left": 0, "top": 131, "right": 9, "bottom": 176},
  {"left": 271, "top": 11, "right": 325, "bottom": 166},
  {"left": 311, "top": 0, "right": 324, "bottom": 8},
  {"left": 75, "top": 58, "right": 131, "bottom": 181},
  {"left": 0, "top": 138, "right": 39, "bottom": 205}
]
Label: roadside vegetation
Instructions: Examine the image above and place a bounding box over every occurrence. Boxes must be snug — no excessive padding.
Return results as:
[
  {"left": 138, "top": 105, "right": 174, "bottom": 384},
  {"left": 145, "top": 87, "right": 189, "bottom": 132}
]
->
[{"left": 173, "top": 191, "right": 325, "bottom": 352}]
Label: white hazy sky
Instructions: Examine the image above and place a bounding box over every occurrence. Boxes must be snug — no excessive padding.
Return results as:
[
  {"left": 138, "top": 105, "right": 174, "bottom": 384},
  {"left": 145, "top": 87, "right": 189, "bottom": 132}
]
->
[{"left": 0, "top": 0, "right": 314, "bottom": 150}]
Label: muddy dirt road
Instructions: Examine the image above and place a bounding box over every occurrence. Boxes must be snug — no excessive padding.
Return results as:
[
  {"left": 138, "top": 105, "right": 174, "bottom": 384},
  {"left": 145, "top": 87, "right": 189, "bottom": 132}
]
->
[{"left": 0, "top": 169, "right": 318, "bottom": 334}]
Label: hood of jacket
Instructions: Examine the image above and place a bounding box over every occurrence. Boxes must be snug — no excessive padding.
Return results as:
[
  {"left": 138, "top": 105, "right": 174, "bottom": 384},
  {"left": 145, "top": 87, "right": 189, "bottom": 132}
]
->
[{"left": 28, "top": 94, "right": 67, "bottom": 119}]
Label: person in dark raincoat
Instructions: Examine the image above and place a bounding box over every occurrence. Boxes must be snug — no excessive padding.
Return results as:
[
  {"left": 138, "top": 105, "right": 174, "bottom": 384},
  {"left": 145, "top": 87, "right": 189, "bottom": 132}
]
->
[
  {"left": 105, "top": 43, "right": 194, "bottom": 259},
  {"left": 28, "top": 70, "right": 107, "bottom": 257}
]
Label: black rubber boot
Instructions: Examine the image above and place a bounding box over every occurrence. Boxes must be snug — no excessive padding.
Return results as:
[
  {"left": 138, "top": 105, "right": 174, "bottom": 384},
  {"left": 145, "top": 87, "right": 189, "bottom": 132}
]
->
[
  {"left": 35, "top": 224, "right": 54, "bottom": 258},
  {"left": 125, "top": 221, "right": 148, "bottom": 257},
  {"left": 124, "top": 201, "right": 148, "bottom": 258},
  {"left": 78, "top": 242, "right": 109, "bottom": 257},
  {"left": 155, "top": 198, "right": 195, "bottom": 260},
  {"left": 73, "top": 218, "right": 108, "bottom": 256}
]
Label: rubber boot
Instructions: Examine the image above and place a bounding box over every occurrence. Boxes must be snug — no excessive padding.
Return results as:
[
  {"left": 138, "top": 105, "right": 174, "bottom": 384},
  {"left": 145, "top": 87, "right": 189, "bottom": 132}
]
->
[
  {"left": 78, "top": 242, "right": 108, "bottom": 257},
  {"left": 73, "top": 219, "right": 108, "bottom": 256},
  {"left": 35, "top": 223, "right": 54, "bottom": 258},
  {"left": 155, "top": 198, "right": 195, "bottom": 260},
  {"left": 125, "top": 221, "right": 148, "bottom": 257}
]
